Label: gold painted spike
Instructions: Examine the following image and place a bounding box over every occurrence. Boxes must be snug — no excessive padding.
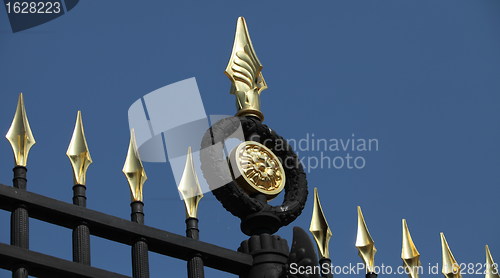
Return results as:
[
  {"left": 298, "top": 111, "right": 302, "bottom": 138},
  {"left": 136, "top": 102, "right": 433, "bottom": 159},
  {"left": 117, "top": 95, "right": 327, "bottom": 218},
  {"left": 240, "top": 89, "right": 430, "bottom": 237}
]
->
[
  {"left": 6, "top": 93, "right": 36, "bottom": 167},
  {"left": 178, "top": 147, "right": 204, "bottom": 219},
  {"left": 356, "top": 206, "right": 377, "bottom": 273},
  {"left": 66, "top": 111, "right": 92, "bottom": 185},
  {"left": 122, "top": 129, "right": 147, "bottom": 202},
  {"left": 440, "top": 233, "right": 462, "bottom": 278},
  {"left": 225, "top": 16, "right": 268, "bottom": 121},
  {"left": 401, "top": 219, "right": 421, "bottom": 278},
  {"left": 486, "top": 245, "right": 500, "bottom": 278},
  {"left": 309, "top": 187, "right": 332, "bottom": 259}
]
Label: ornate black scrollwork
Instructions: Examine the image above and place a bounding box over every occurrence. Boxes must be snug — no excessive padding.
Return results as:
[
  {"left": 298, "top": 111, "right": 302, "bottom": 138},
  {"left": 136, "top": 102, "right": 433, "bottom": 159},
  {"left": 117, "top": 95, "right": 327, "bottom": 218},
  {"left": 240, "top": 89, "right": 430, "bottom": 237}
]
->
[{"left": 200, "top": 116, "right": 308, "bottom": 235}]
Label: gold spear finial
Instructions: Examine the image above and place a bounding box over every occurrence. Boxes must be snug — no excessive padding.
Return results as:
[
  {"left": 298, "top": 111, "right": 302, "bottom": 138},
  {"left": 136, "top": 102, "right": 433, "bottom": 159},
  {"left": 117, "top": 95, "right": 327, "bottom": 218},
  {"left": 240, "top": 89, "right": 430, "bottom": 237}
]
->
[
  {"left": 122, "top": 129, "right": 147, "bottom": 202},
  {"left": 486, "top": 245, "right": 500, "bottom": 278},
  {"left": 401, "top": 219, "right": 421, "bottom": 278},
  {"left": 440, "top": 233, "right": 462, "bottom": 278},
  {"left": 6, "top": 93, "right": 36, "bottom": 167},
  {"left": 356, "top": 206, "right": 376, "bottom": 273},
  {"left": 225, "top": 16, "right": 268, "bottom": 121},
  {"left": 178, "top": 147, "right": 204, "bottom": 219},
  {"left": 66, "top": 111, "right": 92, "bottom": 185},
  {"left": 309, "top": 187, "right": 332, "bottom": 259}
]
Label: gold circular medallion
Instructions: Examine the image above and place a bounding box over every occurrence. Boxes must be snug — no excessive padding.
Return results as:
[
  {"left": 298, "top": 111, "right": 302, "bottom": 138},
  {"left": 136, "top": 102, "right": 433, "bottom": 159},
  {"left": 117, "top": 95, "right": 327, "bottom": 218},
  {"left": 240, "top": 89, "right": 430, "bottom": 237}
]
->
[{"left": 229, "top": 141, "right": 285, "bottom": 200}]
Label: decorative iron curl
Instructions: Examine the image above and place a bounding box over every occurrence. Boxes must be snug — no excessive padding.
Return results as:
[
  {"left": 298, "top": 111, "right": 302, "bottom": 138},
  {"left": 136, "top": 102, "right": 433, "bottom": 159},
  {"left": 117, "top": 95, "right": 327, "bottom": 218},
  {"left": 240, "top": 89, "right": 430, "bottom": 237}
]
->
[{"left": 200, "top": 116, "right": 308, "bottom": 229}]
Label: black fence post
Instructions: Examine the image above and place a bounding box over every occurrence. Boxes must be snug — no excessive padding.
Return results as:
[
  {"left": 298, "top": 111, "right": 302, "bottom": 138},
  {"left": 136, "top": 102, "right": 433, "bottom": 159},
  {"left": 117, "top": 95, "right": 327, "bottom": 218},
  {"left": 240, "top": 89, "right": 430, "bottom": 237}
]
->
[
  {"left": 186, "top": 217, "right": 204, "bottom": 278},
  {"left": 177, "top": 146, "right": 205, "bottom": 278},
  {"left": 66, "top": 110, "right": 93, "bottom": 265},
  {"left": 72, "top": 184, "right": 91, "bottom": 265},
  {"left": 123, "top": 129, "right": 151, "bottom": 278},
  {"left": 11, "top": 166, "right": 29, "bottom": 278},
  {"left": 130, "top": 201, "right": 149, "bottom": 278},
  {"left": 6, "top": 93, "right": 36, "bottom": 278},
  {"left": 238, "top": 233, "right": 289, "bottom": 278}
]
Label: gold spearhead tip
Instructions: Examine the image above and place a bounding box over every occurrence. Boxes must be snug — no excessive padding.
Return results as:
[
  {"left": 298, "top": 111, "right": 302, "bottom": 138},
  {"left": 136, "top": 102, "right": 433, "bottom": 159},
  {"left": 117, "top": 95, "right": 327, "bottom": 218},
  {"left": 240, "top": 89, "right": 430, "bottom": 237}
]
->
[
  {"left": 309, "top": 187, "right": 332, "bottom": 259},
  {"left": 401, "top": 219, "right": 421, "bottom": 278},
  {"left": 178, "top": 147, "right": 204, "bottom": 219},
  {"left": 66, "top": 111, "right": 92, "bottom": 185},
  {"left": 6, "top": 93, "right": 36, "bottom": 167},
  {"left": 486, "top": 245, "right": 500, "bottom": 278},
  {"left": 122, "top": 129, "right": 147, "bottom": 202},
  {"left": 356, "top": 206, "right": 377, "bottom": 273},
  {"left": 440, "top": 233, "right": 462, "bottom": 278},
  {"left": 225, "top": 16, "right": 268, "bottom": 121}
]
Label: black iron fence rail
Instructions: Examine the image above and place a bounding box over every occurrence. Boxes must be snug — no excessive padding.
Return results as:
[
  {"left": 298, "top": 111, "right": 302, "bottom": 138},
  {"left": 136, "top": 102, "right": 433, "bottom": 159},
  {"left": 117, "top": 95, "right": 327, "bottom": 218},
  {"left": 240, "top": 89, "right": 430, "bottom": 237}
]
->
[
  {"left": 0, "top": 243, "right": 131, "bottom": 278},
  {"left": 0, "top": 183, "right": 253, "bottom": 275}
]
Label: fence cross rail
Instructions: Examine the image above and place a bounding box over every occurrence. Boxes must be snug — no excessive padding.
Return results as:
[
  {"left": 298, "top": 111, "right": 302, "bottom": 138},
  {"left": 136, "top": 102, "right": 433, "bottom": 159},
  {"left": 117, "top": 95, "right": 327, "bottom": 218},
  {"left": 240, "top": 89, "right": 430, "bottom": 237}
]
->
[
  {"left": 0, "top": 243, "right": 130, "bottom": 278},
  {"left": 0, "top": 183, "right": 253, "bottom": 276}
]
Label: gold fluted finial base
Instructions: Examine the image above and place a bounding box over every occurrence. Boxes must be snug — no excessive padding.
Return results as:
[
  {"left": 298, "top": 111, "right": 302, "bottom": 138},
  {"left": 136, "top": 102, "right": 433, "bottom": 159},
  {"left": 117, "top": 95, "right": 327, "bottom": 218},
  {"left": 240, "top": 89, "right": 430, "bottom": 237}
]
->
[{"left": 235, "top": 108, "right": 264, "bottom": 122}]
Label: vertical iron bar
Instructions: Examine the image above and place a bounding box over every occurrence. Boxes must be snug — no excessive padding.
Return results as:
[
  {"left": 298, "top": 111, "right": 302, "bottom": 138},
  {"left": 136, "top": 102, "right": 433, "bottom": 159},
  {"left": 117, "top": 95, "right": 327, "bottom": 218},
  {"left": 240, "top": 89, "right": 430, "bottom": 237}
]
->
[
  {"left": 186, "top": 218, "right": 204, "bottom": 278},
  {"left": 130, "top": 201, "right": 149, "bottom": 278},
  {"left": 11, "top": 166, "right": 28, "bottom": 278},
  {"left": 72, "top": 184, "right": 91, "bottom": 265},
  {"left": 319, "top": 257, "right": 333, "bottom": 278}
]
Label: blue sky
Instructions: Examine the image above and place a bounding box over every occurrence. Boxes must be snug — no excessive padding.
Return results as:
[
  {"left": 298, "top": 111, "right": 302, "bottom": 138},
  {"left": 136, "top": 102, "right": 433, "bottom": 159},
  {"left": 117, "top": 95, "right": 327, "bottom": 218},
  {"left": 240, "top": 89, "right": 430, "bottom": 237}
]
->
[{"left": 1, "top": 1, "right": 500, "bottom": 277}]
